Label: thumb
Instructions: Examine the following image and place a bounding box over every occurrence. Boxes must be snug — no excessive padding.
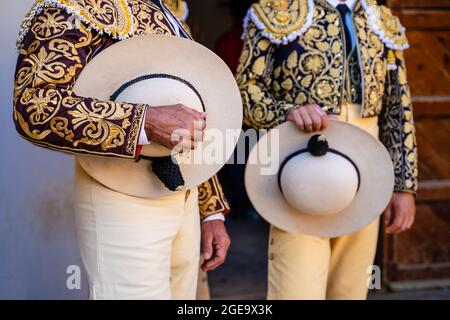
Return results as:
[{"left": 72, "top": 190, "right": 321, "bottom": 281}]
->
[
  {"left": 203, "top": 237, "right": 213, "bottom": 260},
  {"left": 384, "top": 198, "right": 394, "bottom": 226},
  {"left": 384, "top": 204, "right": 393, "bottom": 226}
]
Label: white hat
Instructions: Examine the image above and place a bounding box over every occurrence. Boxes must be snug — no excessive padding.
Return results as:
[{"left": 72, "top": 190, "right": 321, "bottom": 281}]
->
[
  {"left": 245, "top": 121, "right": 394, "bottom": 237},
  {"left": 73, "top": 35, "right": 243, "bottom": 197}
]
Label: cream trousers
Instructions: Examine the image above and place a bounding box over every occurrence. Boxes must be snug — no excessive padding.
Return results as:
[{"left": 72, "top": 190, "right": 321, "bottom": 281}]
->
[
  {"left": 268, "top": 104, "right": 381, "bottom": 300},
  {"left": 74, "top": 163, "right": 200, "bottom": 300}
]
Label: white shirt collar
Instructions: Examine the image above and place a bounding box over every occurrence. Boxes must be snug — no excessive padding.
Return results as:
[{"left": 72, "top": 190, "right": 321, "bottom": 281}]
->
[{"left": 326, "top": 0, "right": 357, "bottom": 10}]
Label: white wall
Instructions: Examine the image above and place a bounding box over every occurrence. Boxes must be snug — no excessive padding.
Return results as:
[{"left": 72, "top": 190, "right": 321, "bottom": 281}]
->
[{"left": 0, "top": 0, "right": 88, "bottom": 299}]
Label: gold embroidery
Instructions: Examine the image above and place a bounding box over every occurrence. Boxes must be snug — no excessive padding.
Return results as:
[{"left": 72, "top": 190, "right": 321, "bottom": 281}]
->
[
  {"left": 362, "top": 1, "right": 409, "bottom": 50},
  {"left": 379, "top": 52, "right": 417, "bottom": 193},
  {"left": 273, "top": 4, "right": 344, "bottom": 113},
  {"left": 63, "top": 97, "right": 132, "bottom": 151},
  {"left": 50, "top": 117, "right": 75, "bottom": 142},
  {"left": 237, "top": 22, "right": 296, "bottom": 129},
  {"left": 14, "top": 110, "right": 52, "bottom": 141},
  {"left": 354, "top": 5, "right": 386, "bottom": 116},
  {"left": 21, "top": 88, "right": 62, "bottom": 125},
  {"left": 199, "top": 175, "right": 230, "bottom": 219},
  {"left": 250, "top": 0, "right": 313, "bottom": 44},
  {"left": 30, "top": 9, "right": 73, "bottom": 40},
  {"left": 16, "top": 43, "right": 82, "bottom": 92},
  {"left": 17, "top": 0, "right": 133, "bottom": 49},
  {"left": 129, "top": 0, "right": 173, "bottom": 35},
  {"left": 14, "top": 6, "right": 145, "bottom": 158}
]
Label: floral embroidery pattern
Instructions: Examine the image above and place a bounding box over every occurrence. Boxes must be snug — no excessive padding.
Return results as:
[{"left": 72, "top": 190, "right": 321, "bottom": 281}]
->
[{"left": 199, "top": 175, "right": 230, "bottom": 219}]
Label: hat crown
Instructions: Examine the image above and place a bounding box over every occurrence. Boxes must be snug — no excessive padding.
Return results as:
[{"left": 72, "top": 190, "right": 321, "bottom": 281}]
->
[
  {"left": 279, "top": 136, "right": 359, "bottom": 216},
  {"left": 114, "top": 75, "right": 204, "bottom": 157}
]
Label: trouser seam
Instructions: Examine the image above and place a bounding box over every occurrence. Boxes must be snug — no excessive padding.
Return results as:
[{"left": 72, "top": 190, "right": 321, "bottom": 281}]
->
[{"left": 89, "top": 174, "right": 104, "bottom": 299}]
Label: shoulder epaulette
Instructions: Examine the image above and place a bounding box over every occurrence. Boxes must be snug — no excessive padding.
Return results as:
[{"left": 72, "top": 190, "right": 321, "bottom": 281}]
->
[
  {"left": 242, "top": 0, "right": 314, "bottom": 45},
  {"left": 361, "top": 0, "right": 409, "bottom": 50},
  {"left": 17, "top": 0, "right": 134, "bottom": 50}
]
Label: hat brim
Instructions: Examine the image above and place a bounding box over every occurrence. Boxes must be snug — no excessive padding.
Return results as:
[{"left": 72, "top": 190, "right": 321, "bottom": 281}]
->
[
  {"left": 245, "top": 121, "right": 394, "bottom": 237},
  {"left": 73, "top": 35, "right": 243, "bottom": 197}
]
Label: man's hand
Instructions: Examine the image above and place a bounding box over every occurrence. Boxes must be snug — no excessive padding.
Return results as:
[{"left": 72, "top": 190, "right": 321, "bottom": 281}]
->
[
  {"left": 384, "top": 192, "right": 416, "bottom": 234},
  {"left": 287, "top": 104, "right": 329, "bottom": 132},
  {"left": 201, "top": 220, "right": 231, "bottom": 272},
  {"left": 144, "top": 104, "right": 206, "bottom": 150}
]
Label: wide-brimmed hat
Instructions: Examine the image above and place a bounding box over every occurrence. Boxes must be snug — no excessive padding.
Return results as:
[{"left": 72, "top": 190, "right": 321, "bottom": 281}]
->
[
  {"left": 245, "top": 121, "right": 394, "bottom": 237},
  {"left": 73, "top": 35, "right": 243, "bottom": 197}
]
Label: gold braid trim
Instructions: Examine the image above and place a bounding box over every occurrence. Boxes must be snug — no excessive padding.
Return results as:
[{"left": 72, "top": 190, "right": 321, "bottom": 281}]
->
[
  {"left": 361, "top": 0, "right": 409, "bottom": 50},
  {"left": 199, "top": 175, "right": 230, "bottom": 219},
  {"left": 242, "top": 0, "right": 314, "bottom": 45},
  {"left": 17, "top": 0, "right": 134, "bottom": 50}
]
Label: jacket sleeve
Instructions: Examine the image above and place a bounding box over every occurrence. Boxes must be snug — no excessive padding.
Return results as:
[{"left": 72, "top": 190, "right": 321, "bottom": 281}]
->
[
  {"left": 379, "top": 50, "right": 418, "bottom": 194},
  {"left": 13, "top": 8, "right": 147, "bottom": 158},
  {"left": 198, "top": 175, "right": 230, "bottom": 220},
  {"left": 236, "top": 21, "right": 295, "bottom": 130}
]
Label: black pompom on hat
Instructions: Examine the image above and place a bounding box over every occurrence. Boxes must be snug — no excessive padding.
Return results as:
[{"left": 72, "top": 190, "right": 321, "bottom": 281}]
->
[{"left": 307, "top": 134, "right": 329, "bottom": 157}]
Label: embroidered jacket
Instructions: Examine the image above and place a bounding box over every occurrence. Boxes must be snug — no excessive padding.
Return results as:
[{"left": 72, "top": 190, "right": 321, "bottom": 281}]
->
[
  {"left": 13, "top": 0, "right": 229, "bottom": 218},
  {"left": 237, "top": 0, "right": 418, "bottom": 193}
]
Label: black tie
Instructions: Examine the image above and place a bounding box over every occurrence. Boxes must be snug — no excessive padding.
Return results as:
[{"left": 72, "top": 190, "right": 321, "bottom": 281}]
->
[{"left": 336, "top": 4, "right": 353, "bottom": 57}]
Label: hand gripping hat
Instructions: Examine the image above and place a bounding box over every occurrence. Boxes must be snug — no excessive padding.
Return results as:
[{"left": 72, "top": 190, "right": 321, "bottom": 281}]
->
[
  {"left": 245, "top": 121, "right": 395, "bottom": 237},
  {"left": 73, "top": 35, "right": 243, "bottom": 197}
]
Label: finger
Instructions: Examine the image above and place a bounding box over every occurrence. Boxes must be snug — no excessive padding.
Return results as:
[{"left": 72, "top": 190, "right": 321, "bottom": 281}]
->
[
  {"left": 202, "top": 246, "right": 227, "bottom": 271},
  {"left": 299, "top": 108, "right": 313, "bottom": 132},
  {"left": 192, "top": 129, "right": 204, "bottom": 142},
  {"left": 169, "top": 133, "right": 186, "bottom": 151},
  {"left": 183, "top": 105, "right": 206, "bottom": 119},
  {"left": 384, "top": 202, "right": 393, "bottom": 226},
  {"left": 321, "top": 114, "right": 329, "bottom": 130},
  {"left": 394, "top": 212, "right": 406, "bottom": 233},
  {"left": 308, "top": 107, "right": 323, "bottom": 131},
  {"left": 179, "top": 137, "right": 198, "bottom": 150},
  {"left": 315, "top": 105, "right": 329, "bottom": 130},
  {"left": 404, "top": 210, "right": 415, "bottom": 231},
  {"left": 177, "top": 128, "right": 199, "bottom": 146},
  {"left": 406, "top": 211, "right": 415, "bottom": 229},
  {"left": 203, "top": 254, "right": 223, "bottom": 271},
  {"left": 194, "top": 119, "right": 206, "bottom": 131},
  {"left": 386, "top": 208, "right": 405, "bottom": 234},
  {"left": 202, "top": 236, "right": 213, "bottom": 261},
  {"left": 314, "top": 105, "right": 326, "bottom": 117},
  {"left": 400, "top": 212, "right": 413, "bottom": 233},
  {"left": 201, "top": 253, "right": 219, "bottom": 272},
  {"left": 400, "top": 218, "right": 411, "bottom": 233},
  {"left": 293, "top": 111, "right": 305, "bottom": 131},
  {"left": 202, "top": 256, "right": 221, "bottom": 272}
]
